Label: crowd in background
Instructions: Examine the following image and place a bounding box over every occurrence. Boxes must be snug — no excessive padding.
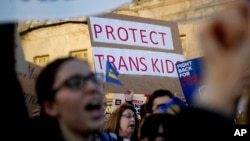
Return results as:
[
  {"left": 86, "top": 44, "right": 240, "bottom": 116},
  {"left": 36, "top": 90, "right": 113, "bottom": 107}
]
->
[{"left": 1, "top": 0, "right": 250, "bottom": 141}]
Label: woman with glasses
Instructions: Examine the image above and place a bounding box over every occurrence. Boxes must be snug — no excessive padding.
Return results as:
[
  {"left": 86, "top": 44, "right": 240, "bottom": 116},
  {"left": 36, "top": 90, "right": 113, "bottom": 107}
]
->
[
  {"left": 31, "top": 57, "right": 116, "bottom": 141},
  {"left": 103, "top": 103, "right": 140, "bottom": 141},
  {"left": 5, "top": 54, "right": 114, "bottom": 141}
]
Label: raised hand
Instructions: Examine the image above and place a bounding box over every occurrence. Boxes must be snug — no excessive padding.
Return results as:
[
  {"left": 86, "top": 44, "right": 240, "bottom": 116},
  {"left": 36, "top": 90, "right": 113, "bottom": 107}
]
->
[{"left": 195, "top": 0, "right": 250, "bottom": 116}]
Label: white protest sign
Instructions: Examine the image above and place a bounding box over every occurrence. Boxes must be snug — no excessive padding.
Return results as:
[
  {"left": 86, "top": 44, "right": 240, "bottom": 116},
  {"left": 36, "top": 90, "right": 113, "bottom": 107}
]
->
[
  {"left": 89, "top": 17, "right": 174, "bottom": 50},
  {"left": 15, "top": 27, "right": 28, "bottom": 74},
  {"left": 112, "top": 94, "right": 147, "bottom": 118},
  {"left": 88, "top": 13, "right": 184, "bottom": 94},
  {"left": 112, "top": 94, "right": 125, "bottom": 111},
  {"left": 93, "top": 47, "right": 184, "bottom": 77},
  {"left": 0, "top": 0, "right": 132, "bottom": 22}
]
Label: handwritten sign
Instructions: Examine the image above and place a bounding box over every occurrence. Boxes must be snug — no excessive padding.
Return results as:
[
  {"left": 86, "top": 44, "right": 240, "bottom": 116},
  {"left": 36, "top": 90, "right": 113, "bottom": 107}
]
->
[
  {"left": 88, "top": 13, "right": 184, "bottom": 94},
  {"left": 0, "top": 0, "right": 132, "bottom": 22},
  {"left": 93, "top": 48, "right": 183, "bottom": 77},
  {"left": 17, "top": 62, "right": 42, "bottom": 116},
  {"left": 15, "top": 26, "right": 28, "bottom": 74},
  {"left": 90, "top": 17, "right": 174, "bottom": 50}
]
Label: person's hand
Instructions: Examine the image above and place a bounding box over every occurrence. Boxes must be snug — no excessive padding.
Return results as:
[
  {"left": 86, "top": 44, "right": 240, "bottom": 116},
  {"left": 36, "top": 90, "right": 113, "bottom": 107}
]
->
[
  {"left": 124, "top": 90, "right": 134, "bottom": 101},
  {"left": 194, "top": 0, "right": 250, "bottom": 116}
]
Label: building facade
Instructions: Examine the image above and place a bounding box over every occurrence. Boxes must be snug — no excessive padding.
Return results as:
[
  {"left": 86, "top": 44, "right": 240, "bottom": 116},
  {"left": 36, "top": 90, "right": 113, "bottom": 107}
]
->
[
  {"left": 19, "top": 0, "right": 229, "bottom": 67},
  {"left": 18, "top": 0, "right": 231, "bottom": 113}
]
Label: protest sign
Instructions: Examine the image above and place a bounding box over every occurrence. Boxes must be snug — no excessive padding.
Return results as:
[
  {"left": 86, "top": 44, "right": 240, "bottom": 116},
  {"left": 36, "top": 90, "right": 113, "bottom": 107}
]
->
[
  {"left": 176, "top": 57, "right": 203, "bottom": 104},
  {"left": 112, "top": 94, "right": 147, "bottom": 118},
  {"left": 111, "top": 94, "right": 125, "bottom": 111},
  {"left": 132, "top": 96, "right": 147, "bottom": 118},
  {"left": 15, "top": 26, "right": 28, "bottom": 74},
  {"left": 88, "top": 13, "right": 184, "bottom": 94},
  {"left": 0, "top": 0, "right": 132, "bottom": 22},
  {"left": 17, "top": 62, "right": 42, "bottom": 116}
]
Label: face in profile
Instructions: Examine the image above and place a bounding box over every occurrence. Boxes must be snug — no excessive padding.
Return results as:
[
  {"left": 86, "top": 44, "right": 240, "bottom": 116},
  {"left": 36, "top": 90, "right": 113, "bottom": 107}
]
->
[{"left": 46, "top": 59, "right": 104, "bottom": 132}]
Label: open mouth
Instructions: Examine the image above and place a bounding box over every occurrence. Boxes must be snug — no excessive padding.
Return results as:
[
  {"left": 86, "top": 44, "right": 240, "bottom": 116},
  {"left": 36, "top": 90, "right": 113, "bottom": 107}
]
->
[
  {"left": 85, "top": 100, "right": 103, "bottom": 120},
  {"left": 129, "top": 124, "right": 135, "bottom": 128},
  {"left": 85, "top": 101, "right": 101, "bottom": 111}
]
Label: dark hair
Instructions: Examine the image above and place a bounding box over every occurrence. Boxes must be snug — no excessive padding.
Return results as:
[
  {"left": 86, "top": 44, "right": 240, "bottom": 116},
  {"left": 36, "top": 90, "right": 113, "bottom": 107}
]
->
[
  {"left": 103, "top": 103, "right": 139, "bottom": 141},
  {"left": 35, "top": 57, "right": 76, "bottom": 106},
  {"left": 139, "top": 114, "right": 175, "bottom": 141},
  {"left": 33, "top": 57, "right": 90, "bottom": 140},
  {"left": 145, "top": 89, "right": 174, "bottom": 113},
  {"left": 140, "top": 104, "right": 146, "bottom": 120}
]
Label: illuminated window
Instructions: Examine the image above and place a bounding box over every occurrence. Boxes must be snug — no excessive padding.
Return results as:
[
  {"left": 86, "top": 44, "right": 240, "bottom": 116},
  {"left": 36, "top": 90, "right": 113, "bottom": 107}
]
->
[
  {"left": 69, "top": 49, "right": 88, "bottom": 61},
  {"left": 34, "top": 55, "right": 49, "bottom": 66}
]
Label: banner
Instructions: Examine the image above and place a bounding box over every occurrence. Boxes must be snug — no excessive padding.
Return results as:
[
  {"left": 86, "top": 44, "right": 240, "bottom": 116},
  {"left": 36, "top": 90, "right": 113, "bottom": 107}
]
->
[
  {"left": 0, "top": 0, "right": 132, "bottom": 22},
  {"left": 112, "top": 94, "right": 147, "bottom": 118},
  {"left": 176, "top": 57, "right": 203, "bottom": 104},
  {"left": 17, "top": 62, "right": 42, "bottom": 117},
  {"left": 94, "top": 47, "right": 183, "bottom": 77},
  {"left": 88, "top": 13, "right": 184, "bottom": 94}
]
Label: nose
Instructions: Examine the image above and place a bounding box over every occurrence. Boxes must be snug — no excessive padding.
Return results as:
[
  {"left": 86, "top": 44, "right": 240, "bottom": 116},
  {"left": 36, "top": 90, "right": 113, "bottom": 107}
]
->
[
  {"left": 131, "top": 116, "right": 136, "bottom": 121},
  {"left": 84, "top": 79, "right": 100, "bottom": 94}
]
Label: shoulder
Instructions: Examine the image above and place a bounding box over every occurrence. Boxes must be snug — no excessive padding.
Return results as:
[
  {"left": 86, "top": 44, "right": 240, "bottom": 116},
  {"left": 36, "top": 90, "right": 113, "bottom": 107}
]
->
[{"left": 101, "top": 132, "right": 118, "bottom": 141}]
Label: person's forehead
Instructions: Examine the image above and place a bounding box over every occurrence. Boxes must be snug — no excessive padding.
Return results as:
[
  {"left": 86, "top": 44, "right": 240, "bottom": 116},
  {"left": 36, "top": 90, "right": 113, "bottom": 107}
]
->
[
  {"left": 123, "top": 109, "right": 134, "bottom": 114},
  {"left": 55, "top": 60, "right": 91, "bottom": 82},
  {"left": 153, "top": 96, "right": 171, "bottom": 104}
]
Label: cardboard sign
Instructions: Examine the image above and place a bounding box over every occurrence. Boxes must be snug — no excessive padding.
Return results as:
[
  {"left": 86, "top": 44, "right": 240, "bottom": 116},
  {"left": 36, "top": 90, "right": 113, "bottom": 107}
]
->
[
  {"left": 111, "top": 94, "right": 125, "bottom": 110},
  {"left": 17, "top": 62, "right": 42, "bottom": 116},
  {"left": 0, "top": 0, "right": 132, "bottom": 22},
  {"left": 111, "top": 94, "right": 147, "bottom": 118},
  {"left": 88, "top": 13, "right": 184, "bottom": 94},
  {"left": 15, "top": 26, "right": 28, "bottom": 74},
  {"left": 176, "top": 57, "right": 203, "bottom": 104}
]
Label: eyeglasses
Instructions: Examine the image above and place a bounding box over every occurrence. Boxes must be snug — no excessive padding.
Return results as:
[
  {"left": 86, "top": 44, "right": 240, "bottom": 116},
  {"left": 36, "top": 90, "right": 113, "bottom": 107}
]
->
[
  {"left": 52, "top": 73, "right": 100, "bottom": 93},
  {"left": 121, "top": 114, "right": 137, "bottom": 119}
]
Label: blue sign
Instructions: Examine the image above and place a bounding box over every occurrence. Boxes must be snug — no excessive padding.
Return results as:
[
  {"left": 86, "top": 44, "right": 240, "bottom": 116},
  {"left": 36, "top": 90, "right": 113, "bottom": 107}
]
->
[{"left": 176, "top": 57, "right": 203, "bottom": 104}]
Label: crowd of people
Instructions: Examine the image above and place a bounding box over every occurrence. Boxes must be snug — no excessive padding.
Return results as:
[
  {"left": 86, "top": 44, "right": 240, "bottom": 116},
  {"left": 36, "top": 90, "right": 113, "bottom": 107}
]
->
[{"left": 1, "top": 0, "right": 250, "bottom": 141}]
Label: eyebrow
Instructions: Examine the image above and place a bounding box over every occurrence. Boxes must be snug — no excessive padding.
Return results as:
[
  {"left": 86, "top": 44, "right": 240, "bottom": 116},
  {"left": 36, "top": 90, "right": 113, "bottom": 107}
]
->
[{"left": 124, "top": 112, "right": 134, "bottom": 115}]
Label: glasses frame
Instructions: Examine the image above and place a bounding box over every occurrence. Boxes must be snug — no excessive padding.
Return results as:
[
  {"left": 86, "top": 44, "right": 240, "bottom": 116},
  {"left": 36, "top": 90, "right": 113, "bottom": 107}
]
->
[{"left": 52, "top": 73, "right": 99, "bottom": 94}]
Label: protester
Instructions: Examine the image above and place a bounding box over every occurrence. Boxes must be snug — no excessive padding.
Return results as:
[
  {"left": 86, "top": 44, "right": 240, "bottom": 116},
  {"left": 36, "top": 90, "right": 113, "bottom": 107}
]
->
[
  {"left": 139, "top": 1, "right": 250, "bottom": 140},
  {"left": 139, "top": 104, "right": 146, "bottom": 121},
  {"left": 124, "top": 90, "right": 134, "bottom": 106},
  {"left": 103, "top": 103, "right": 139, "bottom": 141},
  {"left": 167, "top": 0, "right": 250, "bottom": 139},
  {"left": 145, "top": 89, "right": 174, "bottom": 115},
  {"left": 139, "top": 114, "right": 175, "bottom": 141},
  {"left": 2, "top": 0, "right": 250, "bottom": 141},
  {"left": 1, "top": 35, "right": 116, "bottom": 140},
  {"left": 140, "top": 90, "right": 185, "bottom": 141}
]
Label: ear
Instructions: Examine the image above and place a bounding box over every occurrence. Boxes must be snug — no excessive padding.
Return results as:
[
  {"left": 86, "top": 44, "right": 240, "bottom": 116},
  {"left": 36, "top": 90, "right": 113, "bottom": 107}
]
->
[{"left": 43, "top": 101, "right": 59, "bottom": 117}]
